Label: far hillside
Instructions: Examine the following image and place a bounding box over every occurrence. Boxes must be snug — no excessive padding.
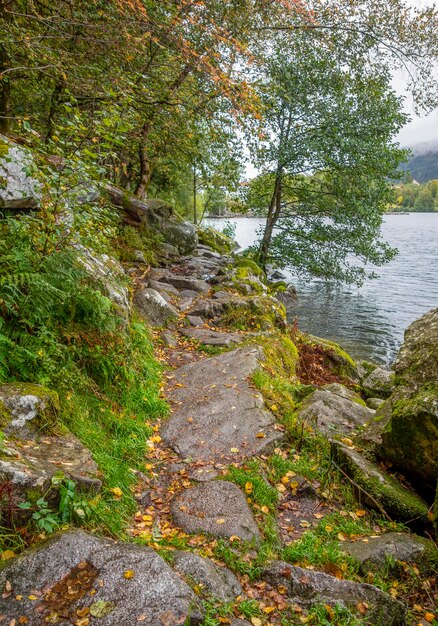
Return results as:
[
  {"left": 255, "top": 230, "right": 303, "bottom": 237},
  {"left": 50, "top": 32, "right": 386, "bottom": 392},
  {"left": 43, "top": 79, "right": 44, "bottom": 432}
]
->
[{"left": 399, "top": 148, "right": 438, "bottom": 183}]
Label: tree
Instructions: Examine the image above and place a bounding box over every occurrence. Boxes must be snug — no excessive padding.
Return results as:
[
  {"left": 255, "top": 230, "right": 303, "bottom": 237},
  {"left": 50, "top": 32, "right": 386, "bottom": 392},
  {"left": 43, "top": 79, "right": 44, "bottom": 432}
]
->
[{"left": 250, "top": 33, "right": 408, "bottom": 283}]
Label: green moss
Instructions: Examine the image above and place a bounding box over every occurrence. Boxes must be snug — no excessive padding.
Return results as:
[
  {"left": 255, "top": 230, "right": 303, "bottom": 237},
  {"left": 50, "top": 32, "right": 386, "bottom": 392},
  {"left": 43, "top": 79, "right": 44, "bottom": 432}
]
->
[
  {"left": 301, "top": 334, "right": 358, "bottom": 379},
  {"left": 0, "top": 383, "right": 61, "bottom": 433},
  {"left": 234, "top": 258, "right": 265, "bottom": 279},
  {"left": 0, "top": 139, "right": 9, "bottom": 158},
  {"left": 219, "top": 296, "right": 286, "bottom": 332},
  {"left": 197, "top": 226, "right": 236, "bottom": 254}
]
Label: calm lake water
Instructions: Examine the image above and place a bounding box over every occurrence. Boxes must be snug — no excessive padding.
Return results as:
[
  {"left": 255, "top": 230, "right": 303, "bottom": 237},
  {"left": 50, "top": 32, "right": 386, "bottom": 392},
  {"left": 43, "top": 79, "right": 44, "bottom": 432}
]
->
[{"left": 206, "top": 214, "right": 438, "bottom": 365}]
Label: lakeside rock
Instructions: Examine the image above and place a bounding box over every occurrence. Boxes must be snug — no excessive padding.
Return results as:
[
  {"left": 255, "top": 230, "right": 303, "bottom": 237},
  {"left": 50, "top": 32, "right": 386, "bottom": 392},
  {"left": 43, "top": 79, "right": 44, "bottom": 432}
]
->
[
  {"left": 332, "top": 442, "right": 429, "bottom": 527},
  {"left": 361, "top": 307, "right": 438, "bottom": 492},
  {"left": 296, "top": 389, "right": 374, "bottom": 437},
  {"left": 171, "top": 551, "right": 242, "bottom": 601}
]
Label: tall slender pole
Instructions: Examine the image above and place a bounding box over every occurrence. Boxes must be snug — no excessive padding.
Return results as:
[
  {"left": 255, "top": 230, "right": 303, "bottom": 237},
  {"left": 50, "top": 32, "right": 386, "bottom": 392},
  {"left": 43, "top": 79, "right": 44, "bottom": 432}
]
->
[{"left": 193, "top": 162, "right": 197, "bottom": 225}]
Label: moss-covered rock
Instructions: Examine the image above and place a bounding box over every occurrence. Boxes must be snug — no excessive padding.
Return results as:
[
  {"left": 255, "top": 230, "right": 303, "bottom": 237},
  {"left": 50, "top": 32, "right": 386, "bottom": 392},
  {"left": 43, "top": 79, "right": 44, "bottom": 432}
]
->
[
  {"left": 332, "top": 441, "right": 429, "bottom": 528},
  {"left": 0, "top": 383, "right": 101, "bottom": 526},
  {"left": 366, "top": 309, "right": 438, "bottom": 492},
  {"left": 198, "top": 226, "right": 238, "bottom": 255},
  {"left": 301, "top": 334, "right": 359, "bottom": 381},
  {"left": 0, "top": 383, "right": 60, "bottom": 435}
]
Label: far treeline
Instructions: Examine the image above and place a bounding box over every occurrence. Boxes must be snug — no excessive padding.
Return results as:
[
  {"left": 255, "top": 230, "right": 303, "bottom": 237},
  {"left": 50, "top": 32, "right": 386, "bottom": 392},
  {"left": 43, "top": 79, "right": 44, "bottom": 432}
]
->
[
  {"left": 1, "top": 0, "right": 438, "bottom": 283},
  {"left": 391, "top": 179, "right": 438, "bottom": 212}
]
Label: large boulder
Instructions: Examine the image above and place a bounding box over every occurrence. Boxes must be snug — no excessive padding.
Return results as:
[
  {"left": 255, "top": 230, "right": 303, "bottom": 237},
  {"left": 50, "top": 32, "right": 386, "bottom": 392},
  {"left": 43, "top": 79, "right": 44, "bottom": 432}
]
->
[
  {"left": 134, "top": 287, "right": 178, "bottom": 327},
  {"left": 262, "top": 561, "right": 406, "bottom": 625},
  {"left": 295, "top": 389, "right": 374, "bottom": 438},
  {"left": 331, "top": 442, "right": 429, "bottom": 527},
  {"left": 363, "top": 308, "right": 438, "bottom": 491},
  {"left": 0, "top": 384, "right": 101, "bottom": 524},
  {"left": 170, "top": 480, "right": 261, "bottom": 542},
  {"left": 0, "top": 530, "right": 204, "bottom": 625},
  {"left": 162, "top": 346, "right": 283, "bottom": 463},
  {"left": 0, "top": 134, "right": 41, "bottom": 209}
]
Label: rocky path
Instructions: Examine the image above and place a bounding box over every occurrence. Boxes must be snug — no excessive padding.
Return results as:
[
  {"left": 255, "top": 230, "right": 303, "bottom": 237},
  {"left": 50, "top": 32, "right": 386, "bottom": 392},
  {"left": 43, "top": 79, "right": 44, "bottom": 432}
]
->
[{"left": 1, "top": 241, "right": 437, "bottom": 626}]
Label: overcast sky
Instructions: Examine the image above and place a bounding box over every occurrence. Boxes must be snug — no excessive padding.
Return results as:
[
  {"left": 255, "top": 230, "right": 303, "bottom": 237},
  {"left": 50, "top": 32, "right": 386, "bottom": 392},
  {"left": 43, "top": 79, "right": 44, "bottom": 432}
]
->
[{"left": 395, "top": 0, "right": 438, "bottom": 149}]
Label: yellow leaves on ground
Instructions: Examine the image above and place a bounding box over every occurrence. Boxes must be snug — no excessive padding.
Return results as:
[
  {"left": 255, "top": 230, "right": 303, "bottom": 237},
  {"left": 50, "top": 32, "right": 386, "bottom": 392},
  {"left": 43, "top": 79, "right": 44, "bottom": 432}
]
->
[
  {"left": 0, "top": 550, "right": 15, "bottom": 560},
  {"left": 245, "top": 482, "right": 253, "bottom": 494},
  {"left": 109, "top": 487, "right": 123, "bottom": 499},
  {"left": 355, "top": 509, "right": 366, "bottom": 517},
  {"left": 230, "top": 447, "right": 240, "bottom": 453},
  {"left": 424, "top": 612, "right": 436, "bottom": 623},
  {"left": 123, "top": 570, "right": 135, "bottom": 579},
  {"left": 250, "top": 618, "right": 262, "bottom": 626}
]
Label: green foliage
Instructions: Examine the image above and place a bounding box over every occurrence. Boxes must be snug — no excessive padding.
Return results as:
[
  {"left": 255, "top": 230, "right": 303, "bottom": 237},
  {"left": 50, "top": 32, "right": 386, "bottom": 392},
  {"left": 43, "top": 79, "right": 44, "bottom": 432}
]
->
[{"left": 392, "top": 179, "right": 438, "bottom": 212}]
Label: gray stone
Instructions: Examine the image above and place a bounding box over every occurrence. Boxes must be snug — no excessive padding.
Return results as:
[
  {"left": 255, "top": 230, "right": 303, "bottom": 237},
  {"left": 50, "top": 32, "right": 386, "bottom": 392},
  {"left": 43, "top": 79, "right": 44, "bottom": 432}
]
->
[
  {"left": 134, "top": 288, "right": 178, "bottom": 326},
  {"left": 367, "top": 397, "right": 385, "bottom": 410},
  {"left": 212, "top": 291, "right": 231, "bottom": 299},
  {"left": 0, "top": 384, "right": 101, "bottom": 524},
  {"left": 296, "top": 389, "right": 374, "bottom": 437},
  {"left": 0, "top": 530, "right": 204, "bottom": 625},
  {"left": 180, "top": 328, "right": 245, "bottom": 346},
  {"left": 331, "top": 442, "right": 429, "bottom": 527},
  {"left": 162, "top": 346, "right": 283, "bottom": 463},
  {"left": 171, "top": 551, "right": 242, "bottom": 600},
  {"left": 158, "top": 219, "right": 198, "bottom": 255},
  {"left": 161, "top": 331, "right": 179, "bottom": 348},
  {"left": 154, "top": 272, "right": 210, "bottom": 294},
  {"left": 160, "top": 242, "right": 180, "bottom": 257},
  {"left": 148, "top": 280, "right": 181, "bottom": 298},
  {"left": 339, "top": 532, "right": 435, "bottom": 573},
  {"left": 171, "top": 481, "right": 260, "bottom": 541},
  {"left": 362, "top": 367, "right": 395, "bottom": 398},
  {"left": 180, "top": 290, "right": 201, "bottom": 298},
  {"left": 196, "top": 248, "right": 222, "bottom": 260},
  {"left": 186, "top": 315, "right": 205, "bottom": 327},
  {"left": 230, "top": 621, "right": 252, "bottom": 626},
  {"left": 262, "top": 561, "right": 406, "bottom": 625},
  {"left": 322, "top": 383, "right": 364, "bottom": 404},
  {"left": 0, "top": 134, "right": 42, "bottom": 209},
  {"left": 78, "top": 247, "right": 130, "bottom": 319}
]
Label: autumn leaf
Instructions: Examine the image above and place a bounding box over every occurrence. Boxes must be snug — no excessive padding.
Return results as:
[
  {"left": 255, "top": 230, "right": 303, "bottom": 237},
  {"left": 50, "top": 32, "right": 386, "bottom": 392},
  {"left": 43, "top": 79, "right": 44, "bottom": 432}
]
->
[
  {"left": 110, "top": 487, "right": 123, "bottom": 499},
  {"left": 123, "top": 570, "right": 135, "bottom": 579}
]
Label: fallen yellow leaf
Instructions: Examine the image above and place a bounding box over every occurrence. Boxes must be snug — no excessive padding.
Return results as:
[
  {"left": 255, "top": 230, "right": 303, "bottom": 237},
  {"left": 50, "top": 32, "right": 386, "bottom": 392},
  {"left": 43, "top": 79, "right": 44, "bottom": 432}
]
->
[{"left": 123, "top": 570, "right": 135, "bottom": 579}]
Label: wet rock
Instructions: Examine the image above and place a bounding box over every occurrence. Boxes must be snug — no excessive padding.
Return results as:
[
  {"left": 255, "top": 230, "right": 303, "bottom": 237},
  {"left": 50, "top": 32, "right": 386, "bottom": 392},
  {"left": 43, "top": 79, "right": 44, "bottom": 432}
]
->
[
  {"left": 162, "top": 346, "right": 283, "bottom": 463},
  {"left": 0, "top": 530, "right": 204, "bottom": 625},
  {"left": 0, "top": 384, "right": 101, "bottom": 524},
  {"left": 170, "top": 480, "right": 260, "bottom": 541},
  {"left": 230, "top": 621, "right": 252, "bottom": 626},
  {"left": 296, "top": 389, "right": 374, "bottom": 437},
  {"left": 262, "top": 561, "right": 406, "bottom": 626},
  {"left": 187, "top": 315, "right": 205, "bottom": 327},
  {"left": 339, "top": 532, "right": 436, "bottom": 574},
  {"left": 171, "top": 551, "right": 242, "bottom": 600},
  {"left": 362, "top": 367, "right": 395, "bottom": 398},
  {"left": 331, "top": 442, "right": 429, "bottom": 527},
  {"left": 134, "top": 287, "right": 178, "bottom": 327},
  {"left": 180, "top": 328, "right": 245, "bottom": 346},
  {"left": 367, "top": 397, "right": 385, "bottom": 410}
]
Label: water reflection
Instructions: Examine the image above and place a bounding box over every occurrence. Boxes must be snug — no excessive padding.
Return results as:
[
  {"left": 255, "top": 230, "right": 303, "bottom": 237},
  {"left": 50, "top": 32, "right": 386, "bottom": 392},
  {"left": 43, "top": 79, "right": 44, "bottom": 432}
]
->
[{"left": 206, "top": 214, "right": 438, "bottom": 364}]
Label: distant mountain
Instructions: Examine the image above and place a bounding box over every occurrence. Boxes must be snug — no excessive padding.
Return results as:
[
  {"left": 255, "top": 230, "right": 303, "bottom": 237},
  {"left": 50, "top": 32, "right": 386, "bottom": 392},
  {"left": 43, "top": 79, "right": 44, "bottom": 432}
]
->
[{"left": 399, "top": 146, "right": 438, "bottom": 183}]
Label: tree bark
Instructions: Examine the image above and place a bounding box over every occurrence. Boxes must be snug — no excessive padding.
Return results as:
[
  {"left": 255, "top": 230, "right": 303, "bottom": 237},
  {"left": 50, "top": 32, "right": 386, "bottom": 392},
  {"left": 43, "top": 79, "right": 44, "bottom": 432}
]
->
[{"left": 258, "top": 168, "right": 283, "bottom": 267}]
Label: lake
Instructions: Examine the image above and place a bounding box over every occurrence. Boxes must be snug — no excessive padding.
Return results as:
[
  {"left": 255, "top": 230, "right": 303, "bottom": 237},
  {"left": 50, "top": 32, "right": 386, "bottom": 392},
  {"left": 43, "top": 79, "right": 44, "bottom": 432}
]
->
[{"left": 206, "top": 214, "right": 438, "bottom": 365}]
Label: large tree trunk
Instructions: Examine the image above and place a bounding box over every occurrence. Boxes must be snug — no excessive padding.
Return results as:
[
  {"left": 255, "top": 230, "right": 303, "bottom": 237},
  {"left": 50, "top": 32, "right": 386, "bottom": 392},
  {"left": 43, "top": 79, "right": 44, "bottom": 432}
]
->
[{"left": 258, "top": 169, "right": 283, "bottom": 267}]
